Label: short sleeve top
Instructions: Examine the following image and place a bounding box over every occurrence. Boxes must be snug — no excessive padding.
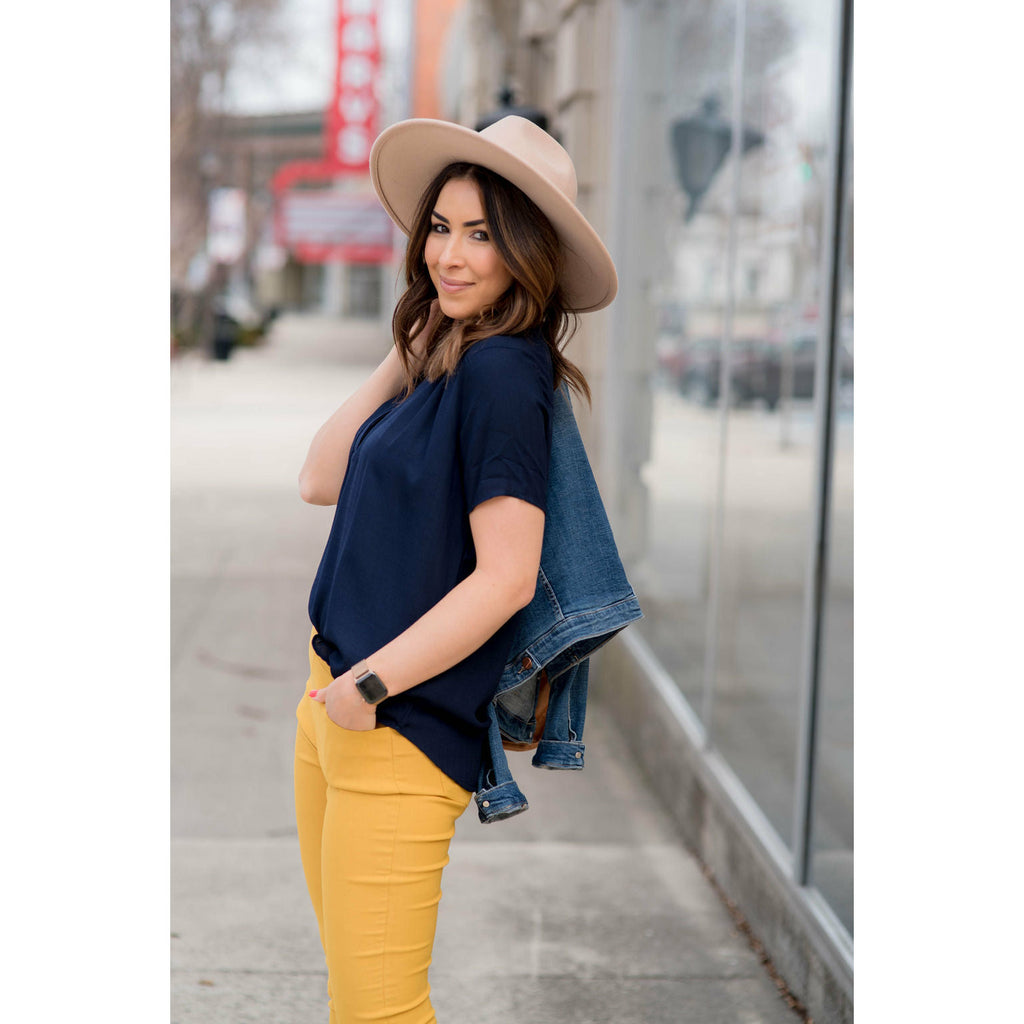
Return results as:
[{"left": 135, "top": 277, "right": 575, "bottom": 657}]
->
[{"left": 307, "top": 332, "right": 554, "bottom": 791}]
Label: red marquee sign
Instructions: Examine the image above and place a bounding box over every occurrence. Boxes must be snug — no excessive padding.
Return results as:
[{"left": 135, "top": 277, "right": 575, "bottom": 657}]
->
[{"left": 325, "top": 0, "right": 381, "bottom": 174}]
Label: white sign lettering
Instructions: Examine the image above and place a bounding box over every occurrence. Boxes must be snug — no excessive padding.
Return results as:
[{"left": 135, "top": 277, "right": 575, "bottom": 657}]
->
[
  {"left": 342, "top": 18, "right": 376, "bottom": 52},
  {"left": 338, "top": 126, "right": 371, "bottom": 163},
  {"left": 339, "top": 53, "right": 373, "bottom": 89}
]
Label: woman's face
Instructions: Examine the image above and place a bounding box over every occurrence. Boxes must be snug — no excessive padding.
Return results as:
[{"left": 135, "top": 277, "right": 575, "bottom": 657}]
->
[{"left": 424, "top": 178, "right": 514, "bottom": 320}]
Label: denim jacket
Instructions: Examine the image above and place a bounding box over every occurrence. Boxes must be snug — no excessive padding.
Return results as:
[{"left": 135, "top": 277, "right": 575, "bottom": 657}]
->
[{"left": 474, "top": 385, "right": 643, "bottom": 823}]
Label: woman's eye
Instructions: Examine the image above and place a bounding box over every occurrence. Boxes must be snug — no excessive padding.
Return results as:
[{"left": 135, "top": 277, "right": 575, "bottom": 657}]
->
[
  {"left": 471, "top": 230, "right": 490, "bottom": 242},
  {"left": 430, "top": 222, "right": 448, "bottom": 234}
]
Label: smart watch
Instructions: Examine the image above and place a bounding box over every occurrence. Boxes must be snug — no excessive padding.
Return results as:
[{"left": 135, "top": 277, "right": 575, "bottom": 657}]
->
[{"left": 352, "top": 660, "right": 389, "bottom": 705}]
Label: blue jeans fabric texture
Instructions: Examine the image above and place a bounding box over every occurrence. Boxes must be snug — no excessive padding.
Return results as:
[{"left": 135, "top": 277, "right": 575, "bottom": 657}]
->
[{"left": 475, "top": 384, "right": 643, "bottom": 823}]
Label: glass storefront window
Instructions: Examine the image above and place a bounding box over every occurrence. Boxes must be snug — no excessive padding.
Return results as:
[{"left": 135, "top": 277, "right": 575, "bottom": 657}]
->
[
  {"left": 617, "top": 0, "right": 851, "bottom": 938},
  {"left": 708, "top": 0, "right": 841, "bottom": 849}
]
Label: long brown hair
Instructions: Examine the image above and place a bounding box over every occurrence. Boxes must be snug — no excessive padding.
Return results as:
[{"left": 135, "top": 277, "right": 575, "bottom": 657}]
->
[{"left": 392, "top": 161, "right": 590, "bottom": 403}]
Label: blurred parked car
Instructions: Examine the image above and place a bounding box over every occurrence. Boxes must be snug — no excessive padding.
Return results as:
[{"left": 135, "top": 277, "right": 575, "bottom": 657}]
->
[
  {"left": 667, "top": 337, "right": 776, "bottom": 407},
  {"left": 758, "top": 336, "right": 854, "bottom": 409},
  {"left": 664, "top": 335, "right": 854, "bottom": 410}
]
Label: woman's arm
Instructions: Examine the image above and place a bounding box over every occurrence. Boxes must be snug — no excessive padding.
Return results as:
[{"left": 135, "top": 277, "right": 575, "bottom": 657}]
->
[
  {"left": 310, "top": 494, "right": 544, "bottom": 728},
  {"left": 299, "top": 304, "right": 438, "bottom": 505},
  {"left": 298, "top": 346, "right": 406, "bottom": 505}
]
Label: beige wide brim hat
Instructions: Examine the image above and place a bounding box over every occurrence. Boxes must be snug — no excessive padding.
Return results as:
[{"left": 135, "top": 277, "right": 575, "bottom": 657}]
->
[{"left": 369, "top": 116, "right": 618, "bottom": 313}]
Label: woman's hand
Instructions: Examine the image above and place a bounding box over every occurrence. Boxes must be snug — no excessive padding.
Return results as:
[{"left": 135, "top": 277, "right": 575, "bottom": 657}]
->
[{"left": 309, "top": 671, "right": 378, "bottom": 731}]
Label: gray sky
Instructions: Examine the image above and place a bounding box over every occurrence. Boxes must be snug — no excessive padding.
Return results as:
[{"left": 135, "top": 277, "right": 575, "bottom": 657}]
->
[{"left": 224, "top": 0, "right": 410, "bottom": 115}]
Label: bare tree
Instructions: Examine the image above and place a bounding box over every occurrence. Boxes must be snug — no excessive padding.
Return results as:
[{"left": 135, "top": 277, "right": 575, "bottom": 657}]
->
[{"left": 170, "top": 0, "right": 285, "bottom": 288}]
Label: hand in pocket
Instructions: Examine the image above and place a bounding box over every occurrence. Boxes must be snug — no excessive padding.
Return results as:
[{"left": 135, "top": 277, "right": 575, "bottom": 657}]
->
[{"left": 309, "top": 672, "right": 377, "bottom": 731}]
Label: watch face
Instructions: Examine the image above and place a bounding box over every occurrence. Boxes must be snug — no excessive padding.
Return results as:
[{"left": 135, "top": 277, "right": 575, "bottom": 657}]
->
[{"left": 355, "top": 671, "right": 388, "bottom": 705}]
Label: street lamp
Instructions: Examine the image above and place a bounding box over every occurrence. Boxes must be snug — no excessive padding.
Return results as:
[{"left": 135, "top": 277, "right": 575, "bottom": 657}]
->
[{"left": 670, "top": 96, "right": 764, "bottom": 221}]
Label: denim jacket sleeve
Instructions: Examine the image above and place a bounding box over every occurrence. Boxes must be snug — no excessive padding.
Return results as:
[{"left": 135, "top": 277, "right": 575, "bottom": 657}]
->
[{"left": 475, "top": 385, "right": 643, "bottom": 823}]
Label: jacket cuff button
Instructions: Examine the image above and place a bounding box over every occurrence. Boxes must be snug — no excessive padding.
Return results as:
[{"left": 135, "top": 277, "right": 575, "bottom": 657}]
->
[
  {"left": 482, "top": 800, "right": 490, "bottom": 807},
  {"left": 575, "top": 751, "right": 582, "bottom": 758}
]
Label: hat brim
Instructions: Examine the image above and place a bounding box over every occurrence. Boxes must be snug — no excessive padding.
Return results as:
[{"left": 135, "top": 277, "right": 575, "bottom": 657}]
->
[{"left": 369, "top": 119, "right": 617, "bottom": 314}]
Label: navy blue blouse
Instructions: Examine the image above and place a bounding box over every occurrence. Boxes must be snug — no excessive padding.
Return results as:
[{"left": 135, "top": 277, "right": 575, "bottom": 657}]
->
[{"left": 308, "top": 332, "right": 554, "bottom": 791}]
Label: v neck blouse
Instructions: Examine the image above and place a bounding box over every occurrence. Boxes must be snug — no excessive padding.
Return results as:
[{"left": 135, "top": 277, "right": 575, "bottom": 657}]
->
[{"left": 307, "top": 332, "right": 554, "bottom": 791}]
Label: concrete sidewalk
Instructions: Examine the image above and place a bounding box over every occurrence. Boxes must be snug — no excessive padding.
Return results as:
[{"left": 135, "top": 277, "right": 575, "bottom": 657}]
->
[{"left": 170, "top": 315, "right": 802, "bottom": 1024}]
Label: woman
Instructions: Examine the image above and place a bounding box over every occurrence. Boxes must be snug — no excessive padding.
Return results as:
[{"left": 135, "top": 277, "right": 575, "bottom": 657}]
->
[{"left": 293, "top": 115, "right": 617, "bottom": 1024}]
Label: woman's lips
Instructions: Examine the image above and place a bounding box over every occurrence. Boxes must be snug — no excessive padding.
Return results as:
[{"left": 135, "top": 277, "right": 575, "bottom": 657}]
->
[{"left": 439, "top": 276, "right": 473, "bottom": 294}]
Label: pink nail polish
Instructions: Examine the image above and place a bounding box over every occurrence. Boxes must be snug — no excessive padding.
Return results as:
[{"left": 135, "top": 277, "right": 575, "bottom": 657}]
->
[{"left": 308, "top": 690, "right": 318, "bottom": 698}]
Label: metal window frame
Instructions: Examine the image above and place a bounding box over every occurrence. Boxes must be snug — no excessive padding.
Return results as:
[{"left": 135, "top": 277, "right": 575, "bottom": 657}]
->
[{"left": 791, "top": 0, "right": 854, "bottom": 894}]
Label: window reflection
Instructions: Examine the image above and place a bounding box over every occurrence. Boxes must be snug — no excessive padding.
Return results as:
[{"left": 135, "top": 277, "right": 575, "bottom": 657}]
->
[
  {"left": 637, "top": 0, "right": 737, "bottom": 718},
  {"left": 623, "top": 0, "right": 851, "bottom": 937}
]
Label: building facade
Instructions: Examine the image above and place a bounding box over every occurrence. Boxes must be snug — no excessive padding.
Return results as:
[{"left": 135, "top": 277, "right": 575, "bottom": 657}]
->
[{"left": 450, "top": 2, "right": 854, "bottom": 1021}]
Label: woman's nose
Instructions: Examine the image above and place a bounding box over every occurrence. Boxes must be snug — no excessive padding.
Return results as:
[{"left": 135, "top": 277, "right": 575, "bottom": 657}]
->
[{"left": 439, "top": 235, "right": 464, "bottom": 266}]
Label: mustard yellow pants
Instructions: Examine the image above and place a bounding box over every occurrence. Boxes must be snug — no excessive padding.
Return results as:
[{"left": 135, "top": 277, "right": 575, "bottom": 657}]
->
[{"left": 294, "top": 637, "right": 472, "bottom": 1024}]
